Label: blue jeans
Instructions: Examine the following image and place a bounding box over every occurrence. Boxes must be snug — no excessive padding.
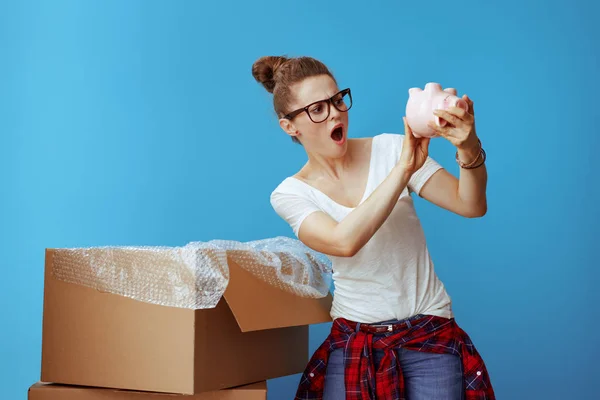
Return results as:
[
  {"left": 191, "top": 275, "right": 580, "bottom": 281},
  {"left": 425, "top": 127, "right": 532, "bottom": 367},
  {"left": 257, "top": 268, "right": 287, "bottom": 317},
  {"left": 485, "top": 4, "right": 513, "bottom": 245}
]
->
[{"left": 323, "top": 320, "right": 464, "bottom": 400}]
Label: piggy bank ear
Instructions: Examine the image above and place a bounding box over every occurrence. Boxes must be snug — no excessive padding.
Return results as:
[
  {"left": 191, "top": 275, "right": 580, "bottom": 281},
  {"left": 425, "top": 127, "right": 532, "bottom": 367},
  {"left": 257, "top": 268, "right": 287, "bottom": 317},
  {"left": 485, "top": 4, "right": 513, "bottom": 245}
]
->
[
  {"left": 408, "top": 88, "right": 423, "bottom": 95},
  {"left": 444, "top": 88, "right": 458, "bottom": 95}
]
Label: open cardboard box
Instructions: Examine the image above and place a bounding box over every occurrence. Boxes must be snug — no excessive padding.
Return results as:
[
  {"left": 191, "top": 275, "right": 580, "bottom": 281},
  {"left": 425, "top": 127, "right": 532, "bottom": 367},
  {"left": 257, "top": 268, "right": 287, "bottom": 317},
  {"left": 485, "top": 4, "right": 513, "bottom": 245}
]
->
[
  {"left": 41, "top": 247, "right": 333, "bottom": 394},
  {"left": 28, "top": 382, "right": 267, "bottom": 400}
]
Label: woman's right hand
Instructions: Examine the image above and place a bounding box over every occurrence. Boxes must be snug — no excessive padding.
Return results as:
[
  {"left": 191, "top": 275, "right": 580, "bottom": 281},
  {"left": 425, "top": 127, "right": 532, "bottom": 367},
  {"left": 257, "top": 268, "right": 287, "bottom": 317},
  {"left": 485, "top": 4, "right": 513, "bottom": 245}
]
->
[{"left": 398, "top": 116, "right": 430, "bottom": 175}]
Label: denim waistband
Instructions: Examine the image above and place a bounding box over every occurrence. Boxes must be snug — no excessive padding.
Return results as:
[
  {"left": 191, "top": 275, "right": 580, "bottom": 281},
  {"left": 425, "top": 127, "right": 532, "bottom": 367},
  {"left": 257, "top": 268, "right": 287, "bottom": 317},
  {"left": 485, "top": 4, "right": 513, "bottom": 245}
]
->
[{"left": 355, "top": 313, "right": 426, "bottom": 332}]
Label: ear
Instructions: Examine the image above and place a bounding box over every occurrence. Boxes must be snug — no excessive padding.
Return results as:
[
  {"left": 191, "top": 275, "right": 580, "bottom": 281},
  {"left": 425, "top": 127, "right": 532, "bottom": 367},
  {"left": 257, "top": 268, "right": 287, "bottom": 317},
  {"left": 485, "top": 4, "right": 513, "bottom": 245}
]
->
[{"left": 279, "top": 118, "right": 300, "bottom": 140}]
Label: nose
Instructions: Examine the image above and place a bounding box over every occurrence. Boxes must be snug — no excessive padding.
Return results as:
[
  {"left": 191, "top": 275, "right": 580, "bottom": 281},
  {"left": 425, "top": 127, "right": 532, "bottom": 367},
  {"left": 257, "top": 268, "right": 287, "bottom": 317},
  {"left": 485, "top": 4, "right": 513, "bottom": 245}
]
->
[{"left": 329, "top": 102, "right": 342, "bottom": 120}]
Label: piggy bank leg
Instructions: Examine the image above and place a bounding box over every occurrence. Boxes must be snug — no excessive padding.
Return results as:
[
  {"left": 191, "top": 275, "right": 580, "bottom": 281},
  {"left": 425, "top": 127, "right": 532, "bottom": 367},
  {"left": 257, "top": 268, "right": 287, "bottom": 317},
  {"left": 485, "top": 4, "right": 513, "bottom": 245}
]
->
[
  {"left": 443, "top": 88, "right": 457, "bottom": 96},
  {"left": 425, "top": 82, "right": 443, "bottom": 91}
]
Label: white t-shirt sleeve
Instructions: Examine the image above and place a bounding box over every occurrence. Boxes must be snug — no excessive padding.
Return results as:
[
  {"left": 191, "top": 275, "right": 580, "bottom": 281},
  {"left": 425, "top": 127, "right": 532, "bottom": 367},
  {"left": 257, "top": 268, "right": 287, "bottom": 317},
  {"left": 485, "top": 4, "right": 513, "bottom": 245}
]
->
[
  {"left": 270, "top": 182, "right": 323, "bottom": 237},
  {"left": 408, "top": 156, "right": 443, "bottom": 195},
  {"left": 384, "top": 133, "right": 444, "bottom": 196}
]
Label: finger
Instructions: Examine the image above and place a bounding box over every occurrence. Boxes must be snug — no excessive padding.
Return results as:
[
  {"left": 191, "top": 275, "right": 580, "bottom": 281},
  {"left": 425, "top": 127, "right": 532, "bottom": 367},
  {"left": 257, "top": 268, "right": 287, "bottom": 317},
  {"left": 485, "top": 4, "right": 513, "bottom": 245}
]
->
[
  {"left": 450, "top": 106, "right": 473, "bottom": 123},
  {"left": 433, "top": 109, "right": 467, "bottom": 127},
  {"left": 427, "top": 121, "right": 450, "bottom": 138},
  {"left": 420, "top": 137, "right": 431, "bottom": 152},
  {"left": 403, "top": 117, "right": 415, "bottom": 143},
  {"left": 463, "top": 94, "right": 475, "bottom": 115},
  {"left": 427, "top": 122, "right": 459, "bottom": 146},
  {"left": 448, "top": 106, "right": 469, "bottom": 120}
]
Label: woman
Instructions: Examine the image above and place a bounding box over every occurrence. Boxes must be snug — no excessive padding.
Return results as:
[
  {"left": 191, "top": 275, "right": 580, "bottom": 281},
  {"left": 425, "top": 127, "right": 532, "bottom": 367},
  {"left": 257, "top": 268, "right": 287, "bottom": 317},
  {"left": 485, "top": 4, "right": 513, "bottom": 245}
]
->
[{"left": 252, "top": 55, "right": 495, "bottom": 400}]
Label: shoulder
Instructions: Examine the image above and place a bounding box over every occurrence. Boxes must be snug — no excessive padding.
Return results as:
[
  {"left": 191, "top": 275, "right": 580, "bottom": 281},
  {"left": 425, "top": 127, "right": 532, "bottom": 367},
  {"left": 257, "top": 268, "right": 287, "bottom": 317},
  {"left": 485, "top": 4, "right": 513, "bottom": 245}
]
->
[
  {"left": 369, "top": 133, "right": 405, "bottom": 161},
  {"left": 348, "top": 133, "right": 403, "bottom": 152},
  {"left": 357, "top": 132, "right": 405, "bottom": 151},
  {"left": 270, "top": 177, "right": 318, "bottom": 209},
  {"left": 271, "top": 177, "right": 305, "bottom": 199},
  {"left": 377, "top": 132, "right": 405, "bottom": 144},
  {"left": 269, "top": 177, "right": 324, "bottom": 236},
  {"left": 349, "top": 133, "right": 403, "bottom": 142}
]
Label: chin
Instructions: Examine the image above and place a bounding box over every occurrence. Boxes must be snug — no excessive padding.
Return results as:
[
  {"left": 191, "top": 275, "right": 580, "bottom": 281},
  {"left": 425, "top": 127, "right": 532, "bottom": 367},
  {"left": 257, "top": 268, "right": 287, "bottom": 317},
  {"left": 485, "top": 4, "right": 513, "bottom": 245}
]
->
[{"left": 329, "top": 139, "right": 348, "bottom": 158}]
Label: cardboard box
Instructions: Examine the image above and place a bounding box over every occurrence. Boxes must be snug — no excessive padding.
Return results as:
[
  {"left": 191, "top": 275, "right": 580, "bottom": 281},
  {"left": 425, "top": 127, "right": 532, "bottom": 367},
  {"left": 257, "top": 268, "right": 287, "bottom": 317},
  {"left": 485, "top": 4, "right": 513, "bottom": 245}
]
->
[
  {"left": 41, "top": 248, "right": 332, "bottom": 394},
  {"left": 28, "top": 382, "right": 267, "bottom": 400}
]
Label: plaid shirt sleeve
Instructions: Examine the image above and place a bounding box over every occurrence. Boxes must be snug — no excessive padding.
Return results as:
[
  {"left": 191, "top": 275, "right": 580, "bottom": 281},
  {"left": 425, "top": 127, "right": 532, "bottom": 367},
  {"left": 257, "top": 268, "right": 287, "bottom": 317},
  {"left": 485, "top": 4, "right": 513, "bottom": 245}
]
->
[
  {"left": 294, "top": 338, "right": 332, "bottom": 400},
  {"left": 457, "top": 326, "right": 495, "bottom": 399}
]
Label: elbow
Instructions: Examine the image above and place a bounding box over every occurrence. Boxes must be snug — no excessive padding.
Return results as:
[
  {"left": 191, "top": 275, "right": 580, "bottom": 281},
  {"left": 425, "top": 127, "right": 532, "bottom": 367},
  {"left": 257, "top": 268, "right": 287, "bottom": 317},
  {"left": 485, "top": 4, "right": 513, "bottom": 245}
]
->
[
  {"left": 470, "top": 209, "right": 487, "bottom": 218},
  {"left": 335, "top": 232, "right": 361, "bottom": 258},
  {"left": 480, "top": 204, "right": 488, "bottom": 217},
  {"left": 343, "top": 245, "right": 360, "bottom": 258},
  {"left": 340, "top": 240, "right": 360, "bottom": 258},
  {"left": 463, "top": 203, "right": 487, "bottom": 218}
]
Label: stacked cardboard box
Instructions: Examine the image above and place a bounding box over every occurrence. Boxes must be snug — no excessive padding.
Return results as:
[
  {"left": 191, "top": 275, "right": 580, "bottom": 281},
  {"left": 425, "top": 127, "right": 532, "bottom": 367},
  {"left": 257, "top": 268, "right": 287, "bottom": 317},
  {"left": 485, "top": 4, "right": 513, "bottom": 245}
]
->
[
  {"left": 28, "top": 382, "right": 268, "bottom": 400},
  {"left": 29, "top": 247, "right": 333, "bottom": 399}
]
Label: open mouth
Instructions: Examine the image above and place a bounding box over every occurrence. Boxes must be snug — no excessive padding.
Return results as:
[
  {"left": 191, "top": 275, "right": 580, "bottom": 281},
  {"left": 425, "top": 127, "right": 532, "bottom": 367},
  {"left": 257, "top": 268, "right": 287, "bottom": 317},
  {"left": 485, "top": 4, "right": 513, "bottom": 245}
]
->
[{"left": 330, "top": 125, "right": 344, "bottom": 143}]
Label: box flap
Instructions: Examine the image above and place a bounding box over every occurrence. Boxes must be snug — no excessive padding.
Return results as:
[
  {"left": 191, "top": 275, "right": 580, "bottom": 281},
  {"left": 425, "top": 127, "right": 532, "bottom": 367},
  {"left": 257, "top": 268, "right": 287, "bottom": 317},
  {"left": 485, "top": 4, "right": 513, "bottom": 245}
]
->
[
  {"left": 28, "top": 382, "right": 266, "bottom": 399},
  {"left": 223, "top": 258, "right": 333, "bottom": 332}
]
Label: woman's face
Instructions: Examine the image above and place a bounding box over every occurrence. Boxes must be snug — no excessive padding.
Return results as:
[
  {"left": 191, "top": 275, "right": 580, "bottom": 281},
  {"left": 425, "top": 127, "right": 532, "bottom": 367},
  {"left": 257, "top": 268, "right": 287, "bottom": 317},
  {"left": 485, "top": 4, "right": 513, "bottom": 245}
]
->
[{"left": 280, "top": 75, "right": 351, "bottom": 158}]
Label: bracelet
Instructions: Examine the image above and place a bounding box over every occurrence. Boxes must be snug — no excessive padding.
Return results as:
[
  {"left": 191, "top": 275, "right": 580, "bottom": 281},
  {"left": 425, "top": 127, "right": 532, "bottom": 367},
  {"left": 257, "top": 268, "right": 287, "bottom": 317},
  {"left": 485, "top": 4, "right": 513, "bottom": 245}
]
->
[{"left": 455, "top": 139, "right": 486, "bottom": 169}]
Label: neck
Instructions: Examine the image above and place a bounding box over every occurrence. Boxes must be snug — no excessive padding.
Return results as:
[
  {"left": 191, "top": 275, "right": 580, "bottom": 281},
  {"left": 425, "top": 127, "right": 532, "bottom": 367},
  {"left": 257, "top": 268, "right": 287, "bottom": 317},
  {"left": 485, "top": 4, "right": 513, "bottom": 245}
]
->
[{"left": 305, "top": 141, "right": 354, "bottom": 181}]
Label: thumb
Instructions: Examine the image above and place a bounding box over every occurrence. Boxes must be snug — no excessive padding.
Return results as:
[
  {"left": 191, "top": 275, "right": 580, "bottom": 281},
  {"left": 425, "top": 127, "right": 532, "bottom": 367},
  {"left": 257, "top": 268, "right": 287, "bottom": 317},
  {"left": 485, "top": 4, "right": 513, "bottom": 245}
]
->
[
  {"left": 419, "top": 136, "right": 430, "bottom": 153},
  {"left": 463, "top": 94, "right": 475, "bottom": 115},
  {"left": 403, "top": 117, "right": 414, "bottom": 146}
]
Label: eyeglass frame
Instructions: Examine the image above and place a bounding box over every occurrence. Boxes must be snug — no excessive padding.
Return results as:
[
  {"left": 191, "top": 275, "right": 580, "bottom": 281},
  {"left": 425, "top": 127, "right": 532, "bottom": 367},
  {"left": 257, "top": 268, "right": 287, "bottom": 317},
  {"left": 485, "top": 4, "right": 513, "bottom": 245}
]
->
[{"left": 282, "top": 88, "right": 352, "bottom": 123}]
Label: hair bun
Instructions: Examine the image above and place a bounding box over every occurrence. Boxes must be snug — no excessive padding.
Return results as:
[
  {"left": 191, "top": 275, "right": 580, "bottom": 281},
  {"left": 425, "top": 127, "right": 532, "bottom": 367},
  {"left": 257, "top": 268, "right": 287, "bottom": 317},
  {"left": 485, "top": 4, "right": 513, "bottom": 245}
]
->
[{"left": 252, "top": 56, "right": 288, "bottom": 93}]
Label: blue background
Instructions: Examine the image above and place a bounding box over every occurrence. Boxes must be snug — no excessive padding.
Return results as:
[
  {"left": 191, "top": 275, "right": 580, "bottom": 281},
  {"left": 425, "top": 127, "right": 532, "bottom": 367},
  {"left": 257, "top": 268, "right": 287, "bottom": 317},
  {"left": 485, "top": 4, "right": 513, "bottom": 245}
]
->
[{"left": 1, "top": 0, "right": 598, "bottom": 398}]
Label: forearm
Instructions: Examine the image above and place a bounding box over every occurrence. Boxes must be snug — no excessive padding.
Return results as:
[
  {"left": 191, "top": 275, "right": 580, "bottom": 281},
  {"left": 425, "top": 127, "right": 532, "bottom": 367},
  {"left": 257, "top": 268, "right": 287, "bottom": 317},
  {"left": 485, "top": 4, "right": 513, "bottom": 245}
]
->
[
  {"left": 334, "top": 164, "right": 412, "bottom": 256},
  {"left": 456, "top": 145, "right": 488, "bottom": 216}
]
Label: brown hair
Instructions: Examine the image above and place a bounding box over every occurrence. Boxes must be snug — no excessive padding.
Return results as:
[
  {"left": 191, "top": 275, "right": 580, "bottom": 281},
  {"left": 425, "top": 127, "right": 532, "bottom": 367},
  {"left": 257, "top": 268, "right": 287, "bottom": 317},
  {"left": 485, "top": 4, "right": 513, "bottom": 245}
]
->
[{"left": 252, "top": 55, "right": 336, "bottom": 144}]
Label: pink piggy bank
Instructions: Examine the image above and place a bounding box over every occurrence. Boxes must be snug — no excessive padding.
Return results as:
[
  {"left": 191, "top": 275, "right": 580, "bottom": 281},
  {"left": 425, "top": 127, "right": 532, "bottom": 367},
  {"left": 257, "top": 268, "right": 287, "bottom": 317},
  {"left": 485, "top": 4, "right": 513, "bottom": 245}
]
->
[{"left": 405, "top": 82, "right": 469, "bottom": 138}]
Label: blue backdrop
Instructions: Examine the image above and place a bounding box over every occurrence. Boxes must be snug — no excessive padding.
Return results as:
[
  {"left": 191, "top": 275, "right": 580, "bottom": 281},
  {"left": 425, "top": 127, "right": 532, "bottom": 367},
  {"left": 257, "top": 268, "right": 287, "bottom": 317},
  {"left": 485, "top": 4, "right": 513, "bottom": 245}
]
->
[{"left": 1, "top": 0, "right": 598, "bottom": 398}]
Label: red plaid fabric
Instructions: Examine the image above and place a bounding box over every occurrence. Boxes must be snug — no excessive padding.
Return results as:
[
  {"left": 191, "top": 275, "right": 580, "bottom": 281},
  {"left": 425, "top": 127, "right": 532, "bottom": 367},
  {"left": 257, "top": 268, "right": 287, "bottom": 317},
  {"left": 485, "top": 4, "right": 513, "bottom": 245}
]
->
[{"left": 295, "top": 315, "right": 495, "bottom": 400}]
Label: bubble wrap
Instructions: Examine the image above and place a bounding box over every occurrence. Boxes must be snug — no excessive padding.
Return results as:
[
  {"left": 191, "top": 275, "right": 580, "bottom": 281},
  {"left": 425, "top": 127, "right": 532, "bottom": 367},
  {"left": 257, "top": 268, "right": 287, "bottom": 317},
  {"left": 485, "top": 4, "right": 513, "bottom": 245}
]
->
[{"left": 51, "top": 236, "right": 332, "bottom": 309}]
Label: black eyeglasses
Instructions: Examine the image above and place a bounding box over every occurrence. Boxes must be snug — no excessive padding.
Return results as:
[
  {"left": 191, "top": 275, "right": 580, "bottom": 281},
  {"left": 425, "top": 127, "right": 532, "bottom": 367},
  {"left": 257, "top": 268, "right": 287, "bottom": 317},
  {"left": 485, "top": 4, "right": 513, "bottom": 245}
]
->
[{"left": 283, "top": 88, "right": 352, "bottom": 123}]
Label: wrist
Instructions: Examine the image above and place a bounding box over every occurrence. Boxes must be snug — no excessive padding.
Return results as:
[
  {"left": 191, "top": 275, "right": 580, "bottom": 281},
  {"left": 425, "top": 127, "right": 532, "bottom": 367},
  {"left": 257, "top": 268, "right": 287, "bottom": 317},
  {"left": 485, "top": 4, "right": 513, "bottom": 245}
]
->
[
  {"left": 455, "top": 138, "right": 486, "bottom": 169},
  {"left": 457, "top": 137, "right": 481, "bottom": 164},
  {"left": 394, "top": 163, "right": 414, "bottom": 181},
  {"left": 457, "top": 147, "right": 479, "bottom": 165}
]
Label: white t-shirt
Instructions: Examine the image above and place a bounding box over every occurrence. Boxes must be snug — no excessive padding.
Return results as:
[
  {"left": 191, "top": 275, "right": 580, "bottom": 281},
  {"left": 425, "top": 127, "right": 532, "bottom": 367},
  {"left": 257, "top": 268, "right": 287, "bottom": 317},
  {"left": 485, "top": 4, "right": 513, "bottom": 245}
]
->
[{"left": 270, "top": 133, "right": 453, "bottom": 323}]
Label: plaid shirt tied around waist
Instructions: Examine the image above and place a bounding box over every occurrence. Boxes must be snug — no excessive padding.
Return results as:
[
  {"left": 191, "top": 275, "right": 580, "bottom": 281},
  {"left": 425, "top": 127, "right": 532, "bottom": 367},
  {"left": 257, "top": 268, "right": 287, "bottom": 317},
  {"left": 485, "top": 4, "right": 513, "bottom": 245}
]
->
[{"left": 295, "top": 315, "right": 495, "bottom": 400}]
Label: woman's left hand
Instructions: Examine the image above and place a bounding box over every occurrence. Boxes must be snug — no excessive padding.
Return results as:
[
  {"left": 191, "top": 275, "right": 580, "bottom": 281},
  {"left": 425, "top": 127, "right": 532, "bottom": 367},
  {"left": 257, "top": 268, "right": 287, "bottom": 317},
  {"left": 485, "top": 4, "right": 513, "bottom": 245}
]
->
[{"left": 427, "top": 95, "right": 479, "bottom": 151}]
